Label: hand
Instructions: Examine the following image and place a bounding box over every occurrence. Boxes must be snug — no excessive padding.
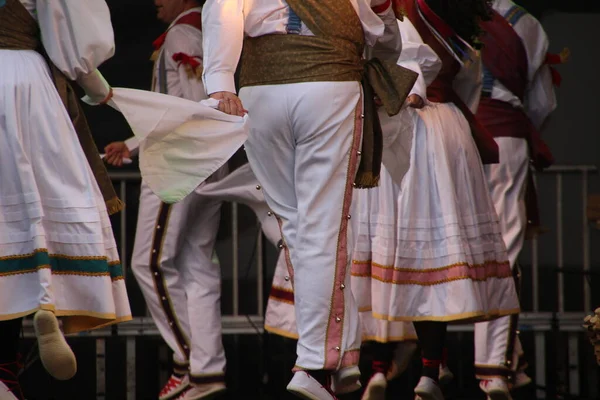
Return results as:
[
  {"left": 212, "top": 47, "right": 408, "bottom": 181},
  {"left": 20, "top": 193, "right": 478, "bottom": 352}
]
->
[
  {"left": 210, "top": 91, "right": 247, "bottom": 117},
  {"left": 407, "top": 94, "right": 424, "bottom": 109},
  {"left": 104, "top": 142, "right": 131, "bottom": 167}
]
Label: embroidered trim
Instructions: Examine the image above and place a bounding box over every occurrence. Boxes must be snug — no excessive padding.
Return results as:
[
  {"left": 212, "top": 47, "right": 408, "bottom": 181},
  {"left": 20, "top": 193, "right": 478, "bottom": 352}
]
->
[
  {"left": 147, "top": 203, "right": 191, "bottom": 360},
  {"left": 0, "top": 250, "right": 124, "bottom": 280},
  {"left": 264, "top": 324, "right": 299, "bottom": 340},
  {"left": 371, "top": 308, "right": 521, "bottom": 323},
  {"left": 352, "top": 258, "right": 509, "bottom": 272},
  {"left": 269, "top": 286, "right": 294, "bottom": 305},
  {"left": 323, "top": 91, "right": 364, "bottom": 370}
]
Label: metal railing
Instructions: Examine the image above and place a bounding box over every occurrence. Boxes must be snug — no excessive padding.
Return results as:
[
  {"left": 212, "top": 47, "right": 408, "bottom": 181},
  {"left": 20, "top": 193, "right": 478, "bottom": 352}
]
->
[{"left": 21, "top": 165, "right": 599, "bottom": 399}]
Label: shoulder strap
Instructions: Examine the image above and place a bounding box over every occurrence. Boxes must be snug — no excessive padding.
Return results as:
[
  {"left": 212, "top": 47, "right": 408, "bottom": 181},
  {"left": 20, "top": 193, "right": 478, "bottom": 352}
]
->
[
  {"left": 504, "top": 5, "right": 527, "bottom": 27},
  {"left": 174, "top": 11, "right": 202, "bottom": 31},
  {"left": 159, "top": 51, "right": 168, "bottom": 94}
]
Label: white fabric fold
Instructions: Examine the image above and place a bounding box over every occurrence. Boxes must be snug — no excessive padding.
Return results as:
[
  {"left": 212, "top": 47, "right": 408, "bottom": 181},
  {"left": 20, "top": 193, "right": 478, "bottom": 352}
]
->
[{"left": 107, "top": 88, "right": 248, "bottom": 203}]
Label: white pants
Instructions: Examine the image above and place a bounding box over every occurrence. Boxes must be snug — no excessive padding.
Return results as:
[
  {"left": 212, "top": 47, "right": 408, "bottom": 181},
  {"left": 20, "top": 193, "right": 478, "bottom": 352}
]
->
[
  {"left": 241, "top": 81, "right": 363, "bottom": 371},
  {"left": 132, "top": 172, "right": 227, "bottom": 384},
  {"left": 475, "top": 137, "right": 529, "bottom": 379}
]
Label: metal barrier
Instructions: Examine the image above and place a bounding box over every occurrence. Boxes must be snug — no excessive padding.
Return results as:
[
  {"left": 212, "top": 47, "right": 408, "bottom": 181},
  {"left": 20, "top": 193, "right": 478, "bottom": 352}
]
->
[
  {"left": 21, "top": 166, "right": 599, "bottom": 399},
  {"left": 528, "top": 165, "right": 598, "bottom": 399}
]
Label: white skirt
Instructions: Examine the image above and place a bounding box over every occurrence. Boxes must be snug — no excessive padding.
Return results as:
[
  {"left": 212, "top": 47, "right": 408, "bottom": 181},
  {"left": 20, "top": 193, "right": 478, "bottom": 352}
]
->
[
  {"left": 351, "top": 102, "right": 519, "bottom": 334},
  {"left": 0, "top": 50, "right": 131, "bottom": 333}
]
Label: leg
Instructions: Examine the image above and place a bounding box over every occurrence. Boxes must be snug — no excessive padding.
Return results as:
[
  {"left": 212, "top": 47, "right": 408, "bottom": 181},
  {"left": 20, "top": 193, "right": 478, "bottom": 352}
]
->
[
  {"left": 361, "top": 342, "right": 396, "bottom": 400},
  {"left": 242, "top": 82, "right": 363, "bottom": 398},
  {"left": 290, "top": 81, "right": 363, "bottom": 373},
  {"left": 475, "top": 138, "right": 529, "bottom": 382},
  {"left": 179, "top": 190, "right": 226, "bottom": 390},
  {"left": 413, "top": 322, "right": 447, "bottom": 400},
  {"left": 131, "top": 182, "right": 195, "bottom": 398}
]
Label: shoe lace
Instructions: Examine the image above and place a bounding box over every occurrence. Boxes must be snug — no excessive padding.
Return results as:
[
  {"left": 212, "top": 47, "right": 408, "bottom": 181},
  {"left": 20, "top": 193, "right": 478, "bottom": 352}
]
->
[
  {"left": 160, "top": 375, "right": 183, "bottom": 396},
  {"left": 0, "top": 357, "right": 24, "bottom": 400}
]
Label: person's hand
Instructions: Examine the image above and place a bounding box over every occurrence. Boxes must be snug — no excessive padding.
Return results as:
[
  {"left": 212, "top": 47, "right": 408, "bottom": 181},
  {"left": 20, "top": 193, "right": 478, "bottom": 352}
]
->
[
  {"left": 407, "top": 94, "right": 424, "bottom": 109},
  {"left": 210, "top": 91, "right": 247, "bottom": 117},
  {"left": 104, "top": 142, "right": 131, "bottom": 167}
]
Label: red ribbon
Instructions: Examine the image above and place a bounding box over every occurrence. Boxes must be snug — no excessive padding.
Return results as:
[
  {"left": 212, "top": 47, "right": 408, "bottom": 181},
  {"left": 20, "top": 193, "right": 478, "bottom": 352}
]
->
[
  {"left": 172, "top": 52, "right": 201, "bottom": 71},
  {"left": 545, "top": 53, "right": 564, "bottom": 87}
]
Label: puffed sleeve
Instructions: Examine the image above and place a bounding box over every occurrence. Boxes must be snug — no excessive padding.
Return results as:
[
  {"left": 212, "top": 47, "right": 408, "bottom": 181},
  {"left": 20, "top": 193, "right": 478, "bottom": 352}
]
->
[
  {"left": 35, "top": 0, "right": 115, "bottom": 80},
  {"left": 396, "top": 18, "right": 441, "bottom": 99},
  {"left": 516, "top": 15, "right": 557, "bottom": 129}
]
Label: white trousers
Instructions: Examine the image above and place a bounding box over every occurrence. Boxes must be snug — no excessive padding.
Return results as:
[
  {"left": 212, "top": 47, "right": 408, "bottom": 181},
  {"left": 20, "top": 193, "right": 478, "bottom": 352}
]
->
[
  {"left": 475, "top": 137, "right": 529, "bottom": 379},
  {"left": 241, "top": 81, "right": 363, "bottom": 371},
  {"left": 132, "top": 172, "right": 227, "bottom": 384}
]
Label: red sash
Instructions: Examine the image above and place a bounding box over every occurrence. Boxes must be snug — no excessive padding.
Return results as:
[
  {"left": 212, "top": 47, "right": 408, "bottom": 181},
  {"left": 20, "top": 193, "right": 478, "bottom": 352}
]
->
[
  {"left": 477, "top": 98, "right": 554, "bottom": 170},
  {"left": 152, "top": 11, "right": 202, "bottom": 51},
  {"left": 480, "top": 10, "right": 528, "bottom": 101},
  {"left": 477, "top": 9, "right": 554, "bottom": 170}
]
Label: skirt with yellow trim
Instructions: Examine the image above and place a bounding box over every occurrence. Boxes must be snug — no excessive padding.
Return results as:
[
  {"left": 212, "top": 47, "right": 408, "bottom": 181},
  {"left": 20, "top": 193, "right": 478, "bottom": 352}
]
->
[
  {"left": 0, "top": 50, "right": 131, "bottom": 333},
  {"left": 350, "top": 103, "right": 519, "bottom": 324}
]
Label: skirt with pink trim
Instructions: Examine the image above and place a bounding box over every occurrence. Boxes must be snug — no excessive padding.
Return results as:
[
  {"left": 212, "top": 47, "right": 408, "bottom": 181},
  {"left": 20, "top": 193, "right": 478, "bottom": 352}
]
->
[{"left": 351, "top": 104, "right": 519, "bottom": 324}]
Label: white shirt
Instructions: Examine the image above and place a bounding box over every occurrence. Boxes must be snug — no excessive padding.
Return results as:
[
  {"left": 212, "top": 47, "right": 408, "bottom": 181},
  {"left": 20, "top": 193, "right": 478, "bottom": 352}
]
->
[
  {"left": 201, "top": 0, "right": 401, "bottom": 95},
  {"left": 127, "top": 8, "right": 207, "bottom": 154},
  {"left": 20, "top": 0, "right": 114, "bottom": 81},
  {"left": 395, "top": 18, "right": 441, "bottom": 99},
  {"left": 489, "top": 0, "right": 557, "bottom": 129}
]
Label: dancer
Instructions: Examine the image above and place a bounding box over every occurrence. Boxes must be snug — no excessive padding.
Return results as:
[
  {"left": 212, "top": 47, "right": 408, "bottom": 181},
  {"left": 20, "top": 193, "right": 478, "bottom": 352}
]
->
[
  {"left": 0, "top": 0, "right": 131, "bottom": 398},
  {"left": 351, "top": 1, "right": 520, "bottom": 399},
  {"left": 201, "top": 0, "right": 416, "bottom": 398},
  {"left": 104, "top": 1, "right": 287, "bottom": 399},
  {"left": 105, "top": 1, "right": 228, "bottom": 398},
  {"left": 473, "top": 1, "right": 562, "bottom": 397}
]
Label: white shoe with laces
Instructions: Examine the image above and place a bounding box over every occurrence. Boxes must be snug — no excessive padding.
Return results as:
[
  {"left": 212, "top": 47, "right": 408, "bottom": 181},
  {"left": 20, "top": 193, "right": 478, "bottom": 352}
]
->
[
  {"left": 480, "top": 377, "right": 513, "bottom": 400},
  {"left": 0, "top": 381, "right": 18, "bottom": 400},
  {"left": 179, "top": 382, "right": 226, "bottom": 400},
  {"left": 361, "top": 372, "right": 387, "bottom": 400},
  {"left": 159, "top": 374, "right": 189, "bottom": 400},
  {"left": 414, "top": 376, "right": 444, "bottom": 400},
  {"left": 287, "top": 371, "right": 338, "bottom": 400}
]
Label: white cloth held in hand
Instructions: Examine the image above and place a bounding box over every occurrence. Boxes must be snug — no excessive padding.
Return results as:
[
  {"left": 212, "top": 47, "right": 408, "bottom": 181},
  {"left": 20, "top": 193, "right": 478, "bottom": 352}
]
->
[{"left": 107, "top": 88, "right": 248, "bottom": 203}]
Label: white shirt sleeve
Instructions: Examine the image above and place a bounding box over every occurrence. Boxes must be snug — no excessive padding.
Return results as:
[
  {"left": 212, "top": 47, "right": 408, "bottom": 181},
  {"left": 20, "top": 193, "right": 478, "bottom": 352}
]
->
[
  {"left": 35, "top": 0, "right": 115, "bottom": 80},
  {"left": 525, "top": 65, "right": 556, "bottom": 130},
  {"left": 163, "top": 25, "right": 208, "bottom": 102},
  {"left": 202, "top": 0, "right": 244, "bottom": 95},
  {"left": 396, "top": 18, "right": 441, "bottom": 99},
  {"left": 124, "top": 136, "right": 140, "bottom": 157},
  {"left": 515, "top": 15, "right": 556, "bottom": 129}
]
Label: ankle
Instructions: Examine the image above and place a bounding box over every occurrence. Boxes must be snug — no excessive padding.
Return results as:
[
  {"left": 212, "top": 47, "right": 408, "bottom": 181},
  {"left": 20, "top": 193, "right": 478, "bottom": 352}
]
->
[
  {"left": 421, "top": 357, "right": 441, "bottom": 382},
  {"left": 372, "top": 360, "right": 390, "bottom": 375}
]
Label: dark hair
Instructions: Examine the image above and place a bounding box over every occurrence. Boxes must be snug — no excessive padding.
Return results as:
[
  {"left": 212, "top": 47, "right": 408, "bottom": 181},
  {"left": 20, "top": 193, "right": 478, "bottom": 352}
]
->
[{"left": 425, "top": 0, "right": 493, "bottom": 47}]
